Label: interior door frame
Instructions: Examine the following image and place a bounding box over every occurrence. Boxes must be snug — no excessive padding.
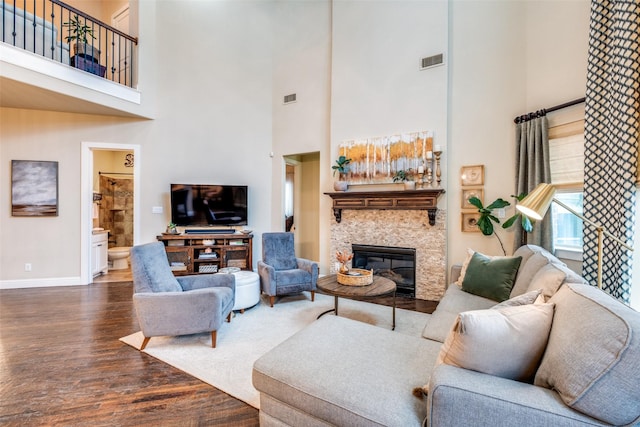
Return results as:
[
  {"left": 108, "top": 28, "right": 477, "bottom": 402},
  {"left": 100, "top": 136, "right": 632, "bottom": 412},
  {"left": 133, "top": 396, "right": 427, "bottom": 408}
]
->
[{"left": 80, "top": 142, "right": 141, "bottom": 285}]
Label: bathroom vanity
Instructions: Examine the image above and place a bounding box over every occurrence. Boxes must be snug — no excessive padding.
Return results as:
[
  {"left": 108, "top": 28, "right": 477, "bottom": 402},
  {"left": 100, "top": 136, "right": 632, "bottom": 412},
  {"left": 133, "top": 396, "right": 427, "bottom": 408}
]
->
[{"left": 91, "top": 230, "right": 109, "bottom": 276}]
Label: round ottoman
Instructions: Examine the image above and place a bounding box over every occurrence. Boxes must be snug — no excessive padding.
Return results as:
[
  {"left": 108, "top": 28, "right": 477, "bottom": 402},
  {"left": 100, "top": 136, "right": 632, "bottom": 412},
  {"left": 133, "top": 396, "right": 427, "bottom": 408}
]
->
[{"left": 231, "top": 270, "right": 260, "bottom": 312}]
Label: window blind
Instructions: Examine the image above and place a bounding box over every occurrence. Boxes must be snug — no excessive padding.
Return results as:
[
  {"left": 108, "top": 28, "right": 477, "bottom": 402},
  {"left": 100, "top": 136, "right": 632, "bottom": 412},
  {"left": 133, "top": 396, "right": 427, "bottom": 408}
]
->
[{"left": 549, "top": 119, "right": 585, "bottom": 188}]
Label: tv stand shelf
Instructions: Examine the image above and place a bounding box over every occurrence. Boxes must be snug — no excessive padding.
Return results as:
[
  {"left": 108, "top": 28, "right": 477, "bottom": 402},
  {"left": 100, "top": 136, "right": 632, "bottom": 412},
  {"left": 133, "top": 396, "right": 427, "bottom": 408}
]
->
[{"left": 156, "top": 233, "right": 253, "bottom": 275}]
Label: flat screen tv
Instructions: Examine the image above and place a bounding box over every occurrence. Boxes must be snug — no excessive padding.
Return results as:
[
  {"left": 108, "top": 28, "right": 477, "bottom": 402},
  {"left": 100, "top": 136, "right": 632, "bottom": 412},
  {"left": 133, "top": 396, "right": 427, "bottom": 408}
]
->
[{"left": 170, "top": 184, "right": 248, "bottom": 227}]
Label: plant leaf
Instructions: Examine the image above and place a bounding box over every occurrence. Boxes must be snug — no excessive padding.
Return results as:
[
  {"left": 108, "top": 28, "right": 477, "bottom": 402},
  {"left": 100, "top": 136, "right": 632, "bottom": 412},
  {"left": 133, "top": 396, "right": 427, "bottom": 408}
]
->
[
  {"left": 468, "top": 196, "right": 484, "bottom": 209},
  {"left": 522, "top": 216, "right": 533, "bottom": 233},
  {"left": 502, "top": 214, "right": 519, "bottom": 229},
  {"left": 476, "top": 216, "right": 494, "bottom": 235},
  {"left": 486, "top": 198, "right": 511, "bottom": 210}
]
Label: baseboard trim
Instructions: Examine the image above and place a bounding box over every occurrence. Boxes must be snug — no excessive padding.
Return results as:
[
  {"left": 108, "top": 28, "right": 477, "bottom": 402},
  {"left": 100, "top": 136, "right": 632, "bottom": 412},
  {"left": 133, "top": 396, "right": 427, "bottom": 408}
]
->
[{"left": 0, "top": 276, "right": 84, "bottom": 290}]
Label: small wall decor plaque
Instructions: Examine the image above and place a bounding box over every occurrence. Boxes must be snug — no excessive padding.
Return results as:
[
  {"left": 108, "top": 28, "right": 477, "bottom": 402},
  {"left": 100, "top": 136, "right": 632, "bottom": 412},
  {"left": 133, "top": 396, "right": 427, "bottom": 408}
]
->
[
  {"left": 461, "top": 211, "right": 481, "bottom": 232},
  {"left": 460, "top": 165, "right": 484, "bottom": 186},
  {"left": 461, "top": 187, "right": 484, "bottom": 209},
  {"left": 11, "top": 160, "right": 59, "bottom": 217}
]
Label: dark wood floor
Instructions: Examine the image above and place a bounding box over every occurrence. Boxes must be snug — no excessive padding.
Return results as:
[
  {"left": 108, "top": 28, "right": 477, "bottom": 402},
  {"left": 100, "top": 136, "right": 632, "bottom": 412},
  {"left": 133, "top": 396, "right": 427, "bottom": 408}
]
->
[{"left": 0, "top": 277, "right": 436, "bottom": 426}]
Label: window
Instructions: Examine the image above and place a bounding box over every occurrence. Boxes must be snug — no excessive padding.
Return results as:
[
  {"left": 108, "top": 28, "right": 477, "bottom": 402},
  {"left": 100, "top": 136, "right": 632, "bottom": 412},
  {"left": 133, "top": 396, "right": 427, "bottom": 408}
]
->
[
  {"left": 548, "top": 120, "right": 585, "bottom": 253},
  {"left": 551, "top": 191, "right": 584, "bottom": 251}
]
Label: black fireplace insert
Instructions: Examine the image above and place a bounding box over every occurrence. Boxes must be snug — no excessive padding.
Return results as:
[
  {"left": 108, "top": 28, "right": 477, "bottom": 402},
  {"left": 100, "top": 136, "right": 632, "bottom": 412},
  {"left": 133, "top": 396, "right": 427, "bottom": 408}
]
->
[{"left": 351, "top": 244, "right": 416, "bottom": 297}]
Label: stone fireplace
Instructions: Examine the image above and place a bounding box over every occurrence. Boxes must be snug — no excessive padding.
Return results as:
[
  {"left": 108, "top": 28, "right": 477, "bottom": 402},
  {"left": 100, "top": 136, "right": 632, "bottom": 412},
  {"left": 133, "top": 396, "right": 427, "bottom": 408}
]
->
[{"left": 329, "top": 207, "right": 447, "bottom": 301}]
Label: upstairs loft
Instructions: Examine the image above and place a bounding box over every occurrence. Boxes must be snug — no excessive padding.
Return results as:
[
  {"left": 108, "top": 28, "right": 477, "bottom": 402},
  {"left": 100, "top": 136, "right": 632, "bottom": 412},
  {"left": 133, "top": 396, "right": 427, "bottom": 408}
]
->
[{"left": 0, "top": 0, "right": 148, "bottom": 118}]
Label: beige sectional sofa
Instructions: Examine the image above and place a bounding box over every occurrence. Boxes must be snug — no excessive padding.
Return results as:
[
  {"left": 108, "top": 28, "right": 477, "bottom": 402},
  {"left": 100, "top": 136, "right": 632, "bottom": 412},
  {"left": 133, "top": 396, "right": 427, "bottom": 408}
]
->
[{"left": 252, "top": 245, "right": 640, "bottom": 426}]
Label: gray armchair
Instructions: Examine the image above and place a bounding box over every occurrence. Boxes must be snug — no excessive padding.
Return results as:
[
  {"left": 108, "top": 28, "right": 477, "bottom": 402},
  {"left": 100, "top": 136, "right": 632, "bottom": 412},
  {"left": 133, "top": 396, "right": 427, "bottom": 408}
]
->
[
  {"left": 130, "top": 242, "right": 235, "bottom": 350},
  {"left": 258, "top": 232, "right": 318, "bottom": 307}
]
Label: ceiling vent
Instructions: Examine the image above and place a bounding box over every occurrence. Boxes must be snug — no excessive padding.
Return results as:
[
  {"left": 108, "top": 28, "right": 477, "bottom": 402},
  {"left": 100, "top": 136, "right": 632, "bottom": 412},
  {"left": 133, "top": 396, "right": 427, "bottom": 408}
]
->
[
  {"left": 420, "top": 53, "right": 444, "bottom": 70},
  {"left": 283, "top": 93, "right": 297, "bottom": 104}
]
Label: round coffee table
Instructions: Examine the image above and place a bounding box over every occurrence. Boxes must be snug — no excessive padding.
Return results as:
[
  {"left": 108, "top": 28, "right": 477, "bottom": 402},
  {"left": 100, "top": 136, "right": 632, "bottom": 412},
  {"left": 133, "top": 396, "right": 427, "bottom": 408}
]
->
[{"left": 316, "top": 274, "right": 397, "bottom": 330}]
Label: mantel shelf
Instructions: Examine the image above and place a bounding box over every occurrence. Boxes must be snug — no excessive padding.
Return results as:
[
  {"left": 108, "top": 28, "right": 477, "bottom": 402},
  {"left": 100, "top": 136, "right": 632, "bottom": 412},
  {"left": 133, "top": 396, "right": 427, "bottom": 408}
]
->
[{"left": 324, "top": 188, "right": 445, "bottom": 226}]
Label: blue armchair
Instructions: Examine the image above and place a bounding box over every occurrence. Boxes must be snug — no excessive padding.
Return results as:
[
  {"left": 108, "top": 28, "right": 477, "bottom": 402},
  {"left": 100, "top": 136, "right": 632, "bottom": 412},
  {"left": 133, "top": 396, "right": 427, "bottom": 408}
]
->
[
  {"left": 258, "top": 232, "right": 318, "bottom": 307},
  {"left": 130, "top": 242, "right": 235, "bottom": 350}
]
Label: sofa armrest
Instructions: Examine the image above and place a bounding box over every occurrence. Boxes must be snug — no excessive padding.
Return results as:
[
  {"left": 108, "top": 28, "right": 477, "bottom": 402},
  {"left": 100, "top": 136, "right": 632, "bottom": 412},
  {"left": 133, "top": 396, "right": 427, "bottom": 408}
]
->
[
  {"left": 450, "top": 264, "right": 462, "bottom": 285},
  {"left": 427, "top": 365, "right": 607, "bottom": 427},
  {"left": 258, "top": 260, "right": 277, "bottom": 295}
]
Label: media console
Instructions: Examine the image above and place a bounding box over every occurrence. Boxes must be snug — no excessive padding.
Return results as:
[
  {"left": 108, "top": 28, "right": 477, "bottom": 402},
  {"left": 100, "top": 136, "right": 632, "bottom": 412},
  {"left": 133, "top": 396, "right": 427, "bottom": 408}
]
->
[{"left": 157, "top": 233, "right": 253, "bottom": 275}]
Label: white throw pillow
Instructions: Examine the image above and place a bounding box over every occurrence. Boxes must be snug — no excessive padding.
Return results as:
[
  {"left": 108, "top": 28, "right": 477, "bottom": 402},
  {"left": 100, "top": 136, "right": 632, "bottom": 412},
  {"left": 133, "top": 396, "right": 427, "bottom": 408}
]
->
[
  {"left": 527, "top": 263, "right": 566, "bottom": 301},
  {"left": 436, "top": 303, "right": 555, "bottom": 382},
  {"left": 455, "top": 248, "right": 475, "bottom": 287}
]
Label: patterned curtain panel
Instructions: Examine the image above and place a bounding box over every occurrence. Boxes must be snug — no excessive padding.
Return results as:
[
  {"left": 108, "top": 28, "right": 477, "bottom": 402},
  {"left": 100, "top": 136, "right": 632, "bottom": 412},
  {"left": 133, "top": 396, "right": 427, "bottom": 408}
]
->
[
  {"left": 584, "top": 0, "right": 639, "bottom": 302},
  {"left": 515, "top": 116, "right": 553, "bottom": 251}
]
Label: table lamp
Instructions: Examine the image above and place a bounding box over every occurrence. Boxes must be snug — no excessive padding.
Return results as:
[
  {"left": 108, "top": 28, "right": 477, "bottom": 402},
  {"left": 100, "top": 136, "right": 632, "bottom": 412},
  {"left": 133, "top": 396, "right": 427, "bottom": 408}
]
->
[{"left": 516, "top": 183, "right": 634, "bottom": 289}]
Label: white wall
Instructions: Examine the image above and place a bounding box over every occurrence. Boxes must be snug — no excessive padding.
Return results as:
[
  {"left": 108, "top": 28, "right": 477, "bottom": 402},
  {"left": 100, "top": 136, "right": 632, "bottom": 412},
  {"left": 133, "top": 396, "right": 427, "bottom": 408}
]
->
[
  {"left": 447, "top": 0, "right": 589, "bottom": 269},
  {"left": 0, "top": 0, "right": 594, "bottom": 290}
]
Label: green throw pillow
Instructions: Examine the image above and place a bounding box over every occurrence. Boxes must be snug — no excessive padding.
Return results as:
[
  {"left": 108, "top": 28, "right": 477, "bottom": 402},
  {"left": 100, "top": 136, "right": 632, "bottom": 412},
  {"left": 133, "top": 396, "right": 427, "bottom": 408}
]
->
[{"left": 461, "top": 252, "right": 523, "bottom": 302}]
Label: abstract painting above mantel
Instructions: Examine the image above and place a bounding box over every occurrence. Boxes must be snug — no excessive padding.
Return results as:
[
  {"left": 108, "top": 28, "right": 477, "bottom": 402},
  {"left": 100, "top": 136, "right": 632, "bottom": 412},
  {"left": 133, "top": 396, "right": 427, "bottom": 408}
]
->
[{"left": 339, "top": 131, "right": 433, "bottom": 185}]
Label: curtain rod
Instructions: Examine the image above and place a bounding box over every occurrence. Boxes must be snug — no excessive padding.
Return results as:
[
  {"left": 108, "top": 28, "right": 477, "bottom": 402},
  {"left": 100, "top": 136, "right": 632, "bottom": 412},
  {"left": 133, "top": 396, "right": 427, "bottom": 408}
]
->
[{"left": 514, "top": 97, "right": 585, "bottom": 124}]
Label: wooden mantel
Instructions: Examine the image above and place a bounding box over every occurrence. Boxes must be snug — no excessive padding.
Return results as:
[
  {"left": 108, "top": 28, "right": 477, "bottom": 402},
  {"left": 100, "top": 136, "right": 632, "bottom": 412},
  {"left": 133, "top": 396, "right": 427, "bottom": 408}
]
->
[{"left": 324, "top": 189, "right": 445, "bottom": 226}]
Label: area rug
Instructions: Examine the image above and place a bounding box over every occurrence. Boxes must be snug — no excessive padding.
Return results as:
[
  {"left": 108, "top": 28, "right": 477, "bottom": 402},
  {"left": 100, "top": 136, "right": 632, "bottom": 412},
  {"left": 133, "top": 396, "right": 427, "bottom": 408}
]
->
[{"left": 120, "top": 293, "right": 431, "bottom": 409}]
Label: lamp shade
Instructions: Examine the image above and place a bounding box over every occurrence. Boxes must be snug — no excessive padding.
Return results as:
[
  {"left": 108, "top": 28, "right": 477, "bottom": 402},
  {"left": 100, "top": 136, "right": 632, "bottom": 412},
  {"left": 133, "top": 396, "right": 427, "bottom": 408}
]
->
[{"left": 516, "top": 183, "right": 556, "bottom": 220}]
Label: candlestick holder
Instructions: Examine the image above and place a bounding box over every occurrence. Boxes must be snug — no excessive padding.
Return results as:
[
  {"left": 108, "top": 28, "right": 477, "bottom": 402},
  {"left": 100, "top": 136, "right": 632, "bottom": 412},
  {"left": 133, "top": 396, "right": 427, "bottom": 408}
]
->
[
  {"left": 426, "top": 167, "right": 433, "bottom": 187},
  {"left": 434, "top": 150, "right": 443, "bottom": 187},
  {"left": 418, "top": 172, "right": 425, "bottom": 189}
]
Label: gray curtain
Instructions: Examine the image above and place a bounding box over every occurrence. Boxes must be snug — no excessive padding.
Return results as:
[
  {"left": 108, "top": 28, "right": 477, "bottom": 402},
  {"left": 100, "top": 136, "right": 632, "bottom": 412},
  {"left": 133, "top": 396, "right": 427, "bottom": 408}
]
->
[
  {"left": 515, "top": 116, "right": 553, "bottom": 251},
  {"left": 583, "top": 0, "right": 638, "bottom": 302}
]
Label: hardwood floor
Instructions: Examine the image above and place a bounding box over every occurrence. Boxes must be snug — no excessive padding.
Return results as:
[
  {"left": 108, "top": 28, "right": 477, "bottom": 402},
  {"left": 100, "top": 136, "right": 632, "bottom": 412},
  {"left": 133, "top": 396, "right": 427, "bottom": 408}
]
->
[{"left": 0, "top": 274, "right": 436, "bottom": 426}]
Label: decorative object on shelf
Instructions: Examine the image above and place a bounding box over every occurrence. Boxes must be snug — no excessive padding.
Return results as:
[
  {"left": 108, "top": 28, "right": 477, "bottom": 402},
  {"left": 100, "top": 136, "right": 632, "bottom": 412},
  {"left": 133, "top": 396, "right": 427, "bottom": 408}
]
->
[
  {"left": 516, "top": 183, "right": 634, "bottom": 290},
  {"left": 460, "top": 165, "right": 484, "bottom": 186},
  {"left": 462, "top": 187, "right": 484, "bottom": 209},
  {"left": 433, "top": 145, "right": 443, "bottom": 187},
  {"left": 335, "top": 250, "right": 353, "bottom": 274},
  {"left": 166, "top": 222, "right": 178, "bottom": 234},
  {"left": 392, "top": 169, "right": 416, "bottom": 190},
  {"left": 332, "top": 155, "right": 352, "bottom": 191},
  {"left": 202, "top": 239, "right": 215, "bottom": 245},
  {"left": 336, "top": 268, "right": 374, "bottom": 286},
  {"left": 63, "top": 14, "right": 104, "bottom": 76},
  {"left": 417, "top": 164, "right": 425, "bottom": 189},
  {"left": 11, "top": 160, "right": 58, "bottom": 217},
  {"left": 339, "top": 131, "right": 434, "bottom": 185},
  {"left": 239, "top": 229, "right": 252, "bottom": 235}
]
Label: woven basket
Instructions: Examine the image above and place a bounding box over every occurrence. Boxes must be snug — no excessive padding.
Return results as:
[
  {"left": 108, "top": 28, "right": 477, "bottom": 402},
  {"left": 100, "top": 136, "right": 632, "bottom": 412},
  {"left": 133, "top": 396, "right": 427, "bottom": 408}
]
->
[{"left": 336, "top": 268, "right": 373, "bottom": 286}]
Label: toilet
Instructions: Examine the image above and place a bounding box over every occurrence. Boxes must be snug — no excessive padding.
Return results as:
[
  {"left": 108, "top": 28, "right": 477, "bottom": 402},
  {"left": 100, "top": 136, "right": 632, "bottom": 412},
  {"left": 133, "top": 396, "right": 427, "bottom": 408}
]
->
[{"left": 108, "top": 247, "right": 131, "bottom": 270}]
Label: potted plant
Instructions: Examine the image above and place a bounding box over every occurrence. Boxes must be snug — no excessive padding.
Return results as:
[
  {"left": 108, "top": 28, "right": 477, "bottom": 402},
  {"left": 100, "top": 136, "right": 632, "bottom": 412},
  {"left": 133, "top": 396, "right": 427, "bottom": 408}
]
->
[
  {"left": 332, "top": 155, "right": 351, "bottom": 191},
  {"left": 468, "top": 193, "right": 532, "bottom": 255},
  {"left": 393, "top": 169, "right": 416, "bottom": 190},
  {"left": 63, "top": 14, "right": 105, "bottom": 76}
]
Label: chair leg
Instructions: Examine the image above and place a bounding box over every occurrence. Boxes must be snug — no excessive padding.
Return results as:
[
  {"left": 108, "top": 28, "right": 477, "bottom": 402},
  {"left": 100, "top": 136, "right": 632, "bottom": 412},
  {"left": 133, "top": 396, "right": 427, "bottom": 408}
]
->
[
  {"left": 226, "top": 312, "right": 232, "bottom": 323},
  {"left": 270, "top": 296, "right": 275, "bottom": 307},
  {"left": 140, "top": 336, "right": 151, "bottom": 351},
  {"left": 311, "top": 290, "right": 315, "bottom": 302},
  {"left": 211, "top": 330, "right": 217, "bottom": 348}
]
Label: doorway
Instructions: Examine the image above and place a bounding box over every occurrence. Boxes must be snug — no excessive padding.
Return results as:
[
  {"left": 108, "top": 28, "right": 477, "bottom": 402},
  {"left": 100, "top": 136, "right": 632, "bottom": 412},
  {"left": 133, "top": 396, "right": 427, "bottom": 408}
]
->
[
  {"left": 81, "top": 142, "right": 140, "bottom": 285},
  {"left": 283, "top": 152, "right": 320, "bottom": 262}
]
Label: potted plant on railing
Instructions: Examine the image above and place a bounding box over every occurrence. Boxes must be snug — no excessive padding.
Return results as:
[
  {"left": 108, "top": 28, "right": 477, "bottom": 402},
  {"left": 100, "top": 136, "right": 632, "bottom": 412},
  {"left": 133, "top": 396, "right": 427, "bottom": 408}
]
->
[
  {"left": 63, "top": 14, "right": 105, "bottom": 77},
  {"left": 393, "top": 169, "right": 416, "bottom": 190},
  {"left": 332, "top": 155, "right": 352, "bottom": 191}
]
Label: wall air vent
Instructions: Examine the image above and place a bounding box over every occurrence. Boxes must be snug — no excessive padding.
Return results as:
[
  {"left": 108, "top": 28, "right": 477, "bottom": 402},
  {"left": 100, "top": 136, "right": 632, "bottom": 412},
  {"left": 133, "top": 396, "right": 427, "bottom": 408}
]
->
[
  {"left": 283, "top": 93, "right": 297, "bottom": 104},
  {"left": 420, "top": 53, "right": 444, "bottom": 70}
]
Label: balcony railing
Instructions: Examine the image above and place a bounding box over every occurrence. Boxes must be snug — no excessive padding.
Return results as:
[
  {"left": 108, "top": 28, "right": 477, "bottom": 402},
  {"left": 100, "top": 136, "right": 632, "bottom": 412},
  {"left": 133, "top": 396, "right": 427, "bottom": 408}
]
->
[{"left": 1, "top": 0, "right": 138, "bottom": 88}]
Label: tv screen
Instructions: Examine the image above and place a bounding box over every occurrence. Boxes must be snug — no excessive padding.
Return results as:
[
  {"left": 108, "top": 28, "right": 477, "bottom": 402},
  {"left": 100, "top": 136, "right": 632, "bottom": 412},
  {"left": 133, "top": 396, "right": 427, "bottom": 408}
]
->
[{"left": 170, "top": 184, "right": 248, "bottom": 227}]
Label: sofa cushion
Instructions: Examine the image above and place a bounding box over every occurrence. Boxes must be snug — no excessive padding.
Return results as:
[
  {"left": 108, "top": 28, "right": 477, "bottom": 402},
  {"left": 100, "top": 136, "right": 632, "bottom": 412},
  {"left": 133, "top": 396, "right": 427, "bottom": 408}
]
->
[
  {"left": 437, "top": 303, "right": 554, "bottom": 382},
  {"left": 253, "top": 315, "right": 443, "bottom": 427},
  {"left": 461, "top": 252, "right": 522, "bottom": 302},
  {"left": 422, "top": 284, "right": 496, "bottom": 343},
  {"left": 534, "top": 283, "right": 640, "bottom": 426},
  {"left": 493, "top": 289, "right": 542, "bottom": 308},
  {"left": 526, "top": 263, "right": 565, "bottom": 300},
  {"left": 454, "top": 248, "right": 475, "bottom": 286},
  {"left": 510, "top": 251, "right": 553, "bottom": 297}
]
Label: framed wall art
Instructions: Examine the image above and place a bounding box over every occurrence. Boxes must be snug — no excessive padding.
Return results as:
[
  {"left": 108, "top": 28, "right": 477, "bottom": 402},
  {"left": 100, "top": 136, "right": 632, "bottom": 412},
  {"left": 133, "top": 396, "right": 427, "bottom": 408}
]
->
[
  {"left": 11, "top": 160, "right": 59, "bottom": 217},
  {"left": 461, "top": 187, "right": 484, "bottom": 209},
  {"left": 338, "top": 130, "right": 434, "bottom": 184},
  {"left": 460, "top": 165, "right": 484, "bottom": 186},
  {"left": 461, "top": 211, "right": 481, "bottom": 232}
]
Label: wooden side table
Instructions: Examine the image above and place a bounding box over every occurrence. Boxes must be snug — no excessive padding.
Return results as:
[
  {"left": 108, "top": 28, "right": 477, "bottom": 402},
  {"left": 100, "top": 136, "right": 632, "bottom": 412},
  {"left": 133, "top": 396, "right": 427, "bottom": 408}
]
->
[{"left": 316, "top": 274, "right": 397, "bottom": 330}]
